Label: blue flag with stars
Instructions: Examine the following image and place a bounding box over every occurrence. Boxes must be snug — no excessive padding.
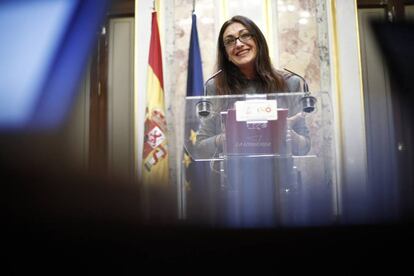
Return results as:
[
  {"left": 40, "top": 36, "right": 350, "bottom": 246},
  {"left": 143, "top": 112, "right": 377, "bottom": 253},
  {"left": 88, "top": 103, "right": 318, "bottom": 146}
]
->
[
  {"left": 186, "top": 13, "right": 204, "bottom": 97},
  {"left": 183, "top": 13, "right": 217, "bottom": 223}
]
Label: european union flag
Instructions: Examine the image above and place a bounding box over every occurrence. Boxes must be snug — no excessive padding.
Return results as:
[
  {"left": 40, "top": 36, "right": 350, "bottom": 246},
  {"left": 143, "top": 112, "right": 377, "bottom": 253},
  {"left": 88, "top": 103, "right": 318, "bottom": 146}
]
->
[
  {"left": 183, "top": 13, "right": 218, "bottom": 224},
  {"left": 186, "top": 13, "right": 204, "bottom": 97}
]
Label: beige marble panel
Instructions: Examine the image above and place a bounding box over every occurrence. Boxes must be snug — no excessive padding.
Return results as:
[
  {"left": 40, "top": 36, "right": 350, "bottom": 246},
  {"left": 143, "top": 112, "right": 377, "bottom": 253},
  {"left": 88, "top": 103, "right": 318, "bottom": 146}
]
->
[
  {"left": 277, "top": 0, "right": 322, "bottom": 92},
  {"left": 277, "top": 1, "right": 335, "bottom": 209}
]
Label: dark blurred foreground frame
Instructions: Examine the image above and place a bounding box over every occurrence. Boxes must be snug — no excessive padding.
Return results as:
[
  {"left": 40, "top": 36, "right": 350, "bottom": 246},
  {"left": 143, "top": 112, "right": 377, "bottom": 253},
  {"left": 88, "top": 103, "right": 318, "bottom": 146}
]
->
[
  {"left": 1, "top": 132, "right": 414, "bottom": 274},
  {"left": 371, "top": 20, "right": 414, "bottom": 221},
  {"left": 0, "top": 131, "right": 178, "bottom": 274}
]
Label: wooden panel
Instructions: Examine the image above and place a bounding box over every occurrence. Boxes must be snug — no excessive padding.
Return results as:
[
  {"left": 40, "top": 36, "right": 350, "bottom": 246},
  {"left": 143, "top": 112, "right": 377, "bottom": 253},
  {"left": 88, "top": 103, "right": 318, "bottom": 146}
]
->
[
  {"left": 358, "top": 8, "right": 399, "bottom": 221},
  {"left": 88, "top": 0, "right": 134, "bottom": 175},
  {"left": 107, "top": 18, "right": 135, "bottom": 181},
  {"left": 357, "top": 0, "right": 413, "bottom": 20},
  {"left": 89, "top": 22, "right": 109, "bottom": 174},
  {"left": 62, "top": 63, "right": 91, "bottom": 169},
  {"left": 108, "top": 0, "right": 135, "bottom": 17}
]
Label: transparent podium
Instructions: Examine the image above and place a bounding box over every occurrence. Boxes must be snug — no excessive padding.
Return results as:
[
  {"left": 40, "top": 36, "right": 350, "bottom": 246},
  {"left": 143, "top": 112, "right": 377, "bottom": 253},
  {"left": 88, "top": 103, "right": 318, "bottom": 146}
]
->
[{"left": 182, "top": 92, "right": 337, "bottom": 228}]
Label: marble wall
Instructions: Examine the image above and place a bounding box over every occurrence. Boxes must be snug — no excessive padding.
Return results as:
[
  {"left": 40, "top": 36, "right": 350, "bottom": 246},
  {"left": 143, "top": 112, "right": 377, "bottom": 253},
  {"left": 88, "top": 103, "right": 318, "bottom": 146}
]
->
[
  {"left": 277, "top": 0, "right": 332, "bottom": 92},
  {"left": 166, "top": 0, "right": 331, "bottom": 90}
]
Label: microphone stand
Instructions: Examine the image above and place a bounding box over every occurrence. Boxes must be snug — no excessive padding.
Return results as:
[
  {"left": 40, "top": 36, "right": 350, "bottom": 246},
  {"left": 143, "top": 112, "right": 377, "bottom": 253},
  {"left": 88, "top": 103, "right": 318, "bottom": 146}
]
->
[
  {"left": 283, "top": 68, "right": 317, "bottom": 113},
  {"left": 196, "top": 69, "right": 223, "bottom": 117}
]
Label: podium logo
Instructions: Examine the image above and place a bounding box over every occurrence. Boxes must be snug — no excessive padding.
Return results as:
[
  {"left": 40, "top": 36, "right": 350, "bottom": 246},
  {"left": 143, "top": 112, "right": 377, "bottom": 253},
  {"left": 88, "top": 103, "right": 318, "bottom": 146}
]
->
[
  {"left": 235, "top": 99, "right": 278, "bottom": 122},
  {"left": 246, "top": 105, "right": 273, "bottom": 115}
]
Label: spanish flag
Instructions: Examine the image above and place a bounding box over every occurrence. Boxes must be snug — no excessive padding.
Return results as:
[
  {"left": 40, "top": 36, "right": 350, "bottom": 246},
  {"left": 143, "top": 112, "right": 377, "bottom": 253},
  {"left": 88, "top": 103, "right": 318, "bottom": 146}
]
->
[{"left": 142, "top": 11, "right": 169, "bottom": 186}]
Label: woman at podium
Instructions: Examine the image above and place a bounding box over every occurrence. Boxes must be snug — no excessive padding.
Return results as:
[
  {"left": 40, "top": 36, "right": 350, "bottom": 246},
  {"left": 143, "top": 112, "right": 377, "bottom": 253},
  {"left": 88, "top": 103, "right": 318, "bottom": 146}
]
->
[
  {"left": 191, "top": 15, "right": 314, "bottom": 228},
  {"left": 196, "top": 15, "right": 310, "bottom": 157}
]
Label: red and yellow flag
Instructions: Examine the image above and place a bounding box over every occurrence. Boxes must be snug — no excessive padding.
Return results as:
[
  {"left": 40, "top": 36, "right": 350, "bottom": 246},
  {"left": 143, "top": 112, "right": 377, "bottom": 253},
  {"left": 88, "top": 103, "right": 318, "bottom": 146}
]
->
[{"left": 142, "top": 11, "right": 169, "bottom": 186}]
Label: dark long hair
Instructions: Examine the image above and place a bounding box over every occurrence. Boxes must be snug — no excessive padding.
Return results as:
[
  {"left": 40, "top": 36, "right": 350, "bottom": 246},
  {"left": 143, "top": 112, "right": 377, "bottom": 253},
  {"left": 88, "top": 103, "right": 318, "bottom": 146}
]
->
[{"left": 215, "top": 15, "right": 286, "bottom": 95}]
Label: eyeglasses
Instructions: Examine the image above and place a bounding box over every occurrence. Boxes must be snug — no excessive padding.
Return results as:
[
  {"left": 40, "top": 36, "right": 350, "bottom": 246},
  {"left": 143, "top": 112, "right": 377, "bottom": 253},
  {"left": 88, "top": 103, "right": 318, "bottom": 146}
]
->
[{"left": 223, "top": 32, "right": 254, "bottom": 48}]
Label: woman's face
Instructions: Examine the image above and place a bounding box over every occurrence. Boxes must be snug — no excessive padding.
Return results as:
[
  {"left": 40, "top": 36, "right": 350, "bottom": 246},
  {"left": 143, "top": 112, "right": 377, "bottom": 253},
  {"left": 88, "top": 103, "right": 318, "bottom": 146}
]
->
[{"left": 223, "top": 22, "right": 257, "bottom": 72}]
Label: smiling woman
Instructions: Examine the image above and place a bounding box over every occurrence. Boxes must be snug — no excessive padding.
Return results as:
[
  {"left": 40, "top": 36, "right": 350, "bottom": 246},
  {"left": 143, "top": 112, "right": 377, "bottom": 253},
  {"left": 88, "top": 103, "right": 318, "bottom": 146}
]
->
[
  {"left": 198, "top": 15, "right": 310, "bottom": 155},
  {"left": 207, "top": 15, "right": 289, "bottom": 96},
  {"left": 222, "top": 23, "right": 257, "bottom": 79}
]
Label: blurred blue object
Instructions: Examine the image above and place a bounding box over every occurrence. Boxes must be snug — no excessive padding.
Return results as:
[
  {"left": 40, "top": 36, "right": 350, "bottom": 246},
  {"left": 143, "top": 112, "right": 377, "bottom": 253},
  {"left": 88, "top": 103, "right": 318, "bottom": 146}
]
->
[{"left": 0, "top": 0, "right": 109, "bottom": 131}]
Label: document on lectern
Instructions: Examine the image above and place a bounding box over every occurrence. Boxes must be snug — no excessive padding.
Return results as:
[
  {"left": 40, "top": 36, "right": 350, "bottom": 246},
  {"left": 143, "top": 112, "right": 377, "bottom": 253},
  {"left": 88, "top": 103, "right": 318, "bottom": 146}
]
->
[{"left": 225, "top": 108, "right": 288, "bottom": 156}]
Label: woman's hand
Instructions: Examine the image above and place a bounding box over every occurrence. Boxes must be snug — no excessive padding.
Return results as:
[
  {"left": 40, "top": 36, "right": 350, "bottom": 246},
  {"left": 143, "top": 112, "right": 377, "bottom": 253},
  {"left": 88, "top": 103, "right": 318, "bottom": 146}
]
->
[
  {"left": 287, "top": 112, "right": 311, "bottom": 155},
  {"left": 287, "top": 111, "right": 305, "bottom": 129},
  {"left": 215, "top": 133, "right": 226, "bottom": 147},
  {"left": 288, "top": 128, "right": 308, "bottom": 151}
]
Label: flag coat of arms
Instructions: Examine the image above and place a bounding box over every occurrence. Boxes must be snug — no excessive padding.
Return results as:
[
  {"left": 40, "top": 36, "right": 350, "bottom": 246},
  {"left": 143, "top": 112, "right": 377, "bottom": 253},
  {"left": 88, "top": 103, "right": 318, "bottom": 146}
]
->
[{"left": 143, "top": 11, "right": 169, "bottom": 186}]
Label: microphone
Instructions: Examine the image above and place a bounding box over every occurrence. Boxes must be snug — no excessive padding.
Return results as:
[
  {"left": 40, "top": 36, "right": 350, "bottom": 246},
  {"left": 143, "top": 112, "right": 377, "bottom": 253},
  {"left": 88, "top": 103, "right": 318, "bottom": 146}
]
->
[
  {"left": 284, "top": 68, "right": 309, "bottom": 92},
  {"left": 283, "top": 68, "right": 317, "bottom": 113},
  {"left": 196, "top": 69, "right": 223, "bottom": 117},
  {"left": 203, "top": 69, "right": 223, "bottom": 96}
]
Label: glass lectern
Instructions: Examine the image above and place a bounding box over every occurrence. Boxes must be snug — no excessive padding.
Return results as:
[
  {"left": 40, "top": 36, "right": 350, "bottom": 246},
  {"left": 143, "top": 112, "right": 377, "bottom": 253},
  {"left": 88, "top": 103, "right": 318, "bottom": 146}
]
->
[{"left": 183, "top": 92, "right": 336, "bottom": 228}]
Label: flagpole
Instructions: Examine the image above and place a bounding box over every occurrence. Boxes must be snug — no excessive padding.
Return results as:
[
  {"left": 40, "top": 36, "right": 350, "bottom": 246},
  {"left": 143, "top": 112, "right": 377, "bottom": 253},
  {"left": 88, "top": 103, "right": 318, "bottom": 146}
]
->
[{"left": 192, "top": 0, "right": 195, "bottom": 13}]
